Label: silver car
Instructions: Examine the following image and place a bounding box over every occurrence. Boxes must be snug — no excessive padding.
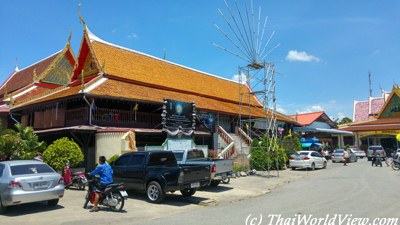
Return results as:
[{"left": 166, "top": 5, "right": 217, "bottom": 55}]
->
[
  {"left": 0, "top": 160, "right": 65, "bottom": 213},
  {"left": 331, "top": 149, "right": 358, "bottom": 163}
]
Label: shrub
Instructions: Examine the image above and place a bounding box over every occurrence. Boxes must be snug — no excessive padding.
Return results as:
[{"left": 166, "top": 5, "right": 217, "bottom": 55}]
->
[
  {"left": 42, "top": 137, "right": 84, "bottom": 172},
  {"left": 250, "top": 136, "right": 287, "bottom": 170},
  {"left": 0, "top": 124, "right": 46, "bottom": 160}
]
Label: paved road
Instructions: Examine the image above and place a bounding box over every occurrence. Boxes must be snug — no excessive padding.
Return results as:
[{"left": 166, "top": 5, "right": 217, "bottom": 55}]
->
[
  {"left": 2, "top": 158, "right": 399, "bottom": 225},
  {"left": 0, "top": 164, "right": 305, "bottom": 225},
  {"left": 140, "top": 158, "right": 400, "bottom": 225}
]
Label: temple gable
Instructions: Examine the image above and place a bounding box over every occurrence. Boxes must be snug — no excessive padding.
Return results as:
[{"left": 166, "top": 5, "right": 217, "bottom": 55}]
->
[{"left": 40, "top": 53, "right": 74, "bottom": 85}]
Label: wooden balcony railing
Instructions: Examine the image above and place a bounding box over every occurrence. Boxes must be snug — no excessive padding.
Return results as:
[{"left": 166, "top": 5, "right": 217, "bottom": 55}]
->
[{"left": 64, "top": 107, "right": 162, "bottom": 128}]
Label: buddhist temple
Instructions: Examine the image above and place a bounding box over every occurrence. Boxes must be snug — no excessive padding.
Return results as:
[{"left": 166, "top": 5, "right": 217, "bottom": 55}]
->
[
  {"left": 340, "top": 85, "right": 400, "bottom": 152},
  {"left": 0, "top": 21, "right": 297, "bottom": 170}
]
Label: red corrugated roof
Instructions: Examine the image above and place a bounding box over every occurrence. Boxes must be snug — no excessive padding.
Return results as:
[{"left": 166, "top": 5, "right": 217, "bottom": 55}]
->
[{"left": 289, "top": 111, "right": 325, "bottom": 126}]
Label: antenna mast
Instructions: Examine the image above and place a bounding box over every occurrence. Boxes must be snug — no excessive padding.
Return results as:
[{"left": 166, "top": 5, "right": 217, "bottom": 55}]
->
[
  {"left": 368, "top": 71, "right": 372, "bottom": 97},
  {"left": 214, "top": 0, "right": 281, "bottom": 176}
]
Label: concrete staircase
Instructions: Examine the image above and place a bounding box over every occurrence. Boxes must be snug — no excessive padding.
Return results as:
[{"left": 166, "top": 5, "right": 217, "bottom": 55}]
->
[
  {"left": 229, "top": 133, "right": 251, "bottom": 169},
  {"left": 217, "top": 126, "right": 251, "bottom": 169}
]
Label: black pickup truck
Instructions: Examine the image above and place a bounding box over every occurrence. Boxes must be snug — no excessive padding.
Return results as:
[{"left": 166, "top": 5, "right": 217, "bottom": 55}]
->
[{"left": 111, "top": 151, "right": 211, "bottom": 203}]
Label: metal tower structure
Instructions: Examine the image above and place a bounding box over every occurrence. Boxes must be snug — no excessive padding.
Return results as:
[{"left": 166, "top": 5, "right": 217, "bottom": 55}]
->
[{"left": 214, "top": 0, "right": 280, "bottom": 175}]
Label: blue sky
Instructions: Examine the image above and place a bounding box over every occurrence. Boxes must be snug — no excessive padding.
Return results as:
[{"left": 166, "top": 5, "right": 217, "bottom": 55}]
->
[{"left": 1, "top": 0, "right": 400, "bottom": 121}]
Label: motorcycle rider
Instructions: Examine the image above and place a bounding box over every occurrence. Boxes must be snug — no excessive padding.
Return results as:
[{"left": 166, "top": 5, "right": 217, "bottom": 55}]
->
[
  {"left": 372, "top": 150, "right": 379, "bottom": 166},
  {"left": 89, "top": 156, "right": 113, "bottom": 212}
]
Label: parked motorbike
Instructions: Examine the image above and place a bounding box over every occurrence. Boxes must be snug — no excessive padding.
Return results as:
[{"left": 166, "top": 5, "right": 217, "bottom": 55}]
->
[
  {"left": 66, "top": 171, "right": 87, "bottom": 190},
  {"left": 83, "top": 175, "right": 128, "bottom": 212},
  {"left": 372, "top": 154, "right": 382, "bottom": 167},
  {"left": 391, "top": 154, "right": 400, "bottom": 170}
]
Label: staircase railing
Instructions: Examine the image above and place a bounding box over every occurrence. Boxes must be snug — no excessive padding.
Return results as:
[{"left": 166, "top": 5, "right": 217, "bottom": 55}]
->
[
  {"left": 217, "top": 126, "right": 235, "bottom": 159},
  {"left": 235, "top": 126, "right": 253, "bottom": 146},
  {"left": 218, "top": 142, "right": 235, "bottom": 159}
]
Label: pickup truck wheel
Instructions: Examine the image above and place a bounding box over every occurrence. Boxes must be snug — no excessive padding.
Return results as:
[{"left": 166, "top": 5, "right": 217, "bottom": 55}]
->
[
  {"left": 180, "top": 188, "right": 197, "bottom": 197},
  {"left": 209, "top": 180, "right": 220, "bottom": 187},
  {"left": 147, "top": 181, "right": 165, "bottom": 204}
]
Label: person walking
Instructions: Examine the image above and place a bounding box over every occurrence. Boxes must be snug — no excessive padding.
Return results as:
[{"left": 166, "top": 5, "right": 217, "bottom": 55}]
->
[{"left": 343, "top": 149, "right": 349, "bottom": 166}]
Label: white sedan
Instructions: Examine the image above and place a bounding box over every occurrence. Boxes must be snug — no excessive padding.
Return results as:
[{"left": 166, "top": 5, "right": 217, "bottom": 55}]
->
[
  {"left": 349, "top": 148, "right": 366, "bottom": 158},
  {"left": 289, "top": 151, "right": 327, "bottom": 170}
]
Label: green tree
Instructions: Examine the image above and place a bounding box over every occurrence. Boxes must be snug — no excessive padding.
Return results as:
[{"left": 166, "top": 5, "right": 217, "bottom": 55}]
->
[
  {"left": 0, "top": 124, "right": 46, "bottom": 160},
  {"left": 250, "top": 135, "right": 287, "bottom": 170},
  {"left": 338, "top": 117, "right": 352, "bottom": 125},
  {"left": 283, "top": 132, "right": 302, "bottom": 151},
  {"left": 42, "top": 137, "right": 84, "bottom": 171}
]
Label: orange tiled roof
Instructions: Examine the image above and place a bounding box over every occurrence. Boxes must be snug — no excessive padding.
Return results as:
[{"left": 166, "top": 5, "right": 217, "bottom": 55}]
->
[
  {"left": 13, "top": 78, "right": 294, "bottom": 122},
  {"left": 0, "top": 53, "right": 60, "bottom": 97},
  {"left": 90, "top": 41, "right": 261, "bottom": 107},
  {"left": 89, "top": 79, "right": 269, "bottom": 118},
  {"left": 12, "top": 85, "right": 57, "bottom": 105},
  {"left": 13, "top": 85, "right": 81, "bottom": 108}
]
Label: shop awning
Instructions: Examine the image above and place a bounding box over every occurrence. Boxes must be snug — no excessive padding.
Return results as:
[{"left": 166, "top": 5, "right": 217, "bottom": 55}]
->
[
  {"left": 294, "top": 127, "right": 353, "bottom": 135},
  {"left": 301, "top": 143, "right": 323, "bottom": 148},
  {"left": 301, "top": 143, "right": 312, "bottom": 148},
  {"left": 315, "top": 128, "right": 353, "bottom": 134}
]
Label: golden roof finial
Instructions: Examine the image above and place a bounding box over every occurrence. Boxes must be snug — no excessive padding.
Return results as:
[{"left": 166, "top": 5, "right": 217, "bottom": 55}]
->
[
  {"left": 33, "top": 68, "right": 39, "bottom": 82},
  {"left": 67, "top": 28, "right": 72, "bottom": 45},
  {"left": 78, "top": 3, "right": 86, "bottom": 26}
]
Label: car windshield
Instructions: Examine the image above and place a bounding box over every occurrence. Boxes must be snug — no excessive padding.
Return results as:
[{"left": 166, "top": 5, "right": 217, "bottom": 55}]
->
[
  {"left": 369, "top": 146, "right": 383, "bottom": 150},
  {"left": 187, "top": 150, "right": 205, "bottom": 160},
  {"left": 149, "top": 153, "right": 177, "bottom": 166},
  {"left": 173, "top": 152, "right": 183, "bottom": 161},
  {"left": 334, "top": 150, "right": 344, "bottom": 153},
  {"left": 11, "top": 164, "right": 55, "bottom": 175},
  {"left": 296, "top": 152, "right": 309, "bottom": 156}
]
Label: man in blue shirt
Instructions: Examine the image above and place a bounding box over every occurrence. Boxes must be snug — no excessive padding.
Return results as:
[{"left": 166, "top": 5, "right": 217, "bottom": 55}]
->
[{"left": 89, "top": 156, "right": 113, "bottom": 212}]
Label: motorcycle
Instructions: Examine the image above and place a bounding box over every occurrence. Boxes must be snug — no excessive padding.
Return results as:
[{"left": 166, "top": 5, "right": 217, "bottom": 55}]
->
[
  {"left": 83, "top": 175, "right": 128, "bottom": 212},
  {"left": 66, "top": 171, "right": 87, "bottom": 190},
  {"left": 372, "top": 154, "right": 382, "bottom": 167}
]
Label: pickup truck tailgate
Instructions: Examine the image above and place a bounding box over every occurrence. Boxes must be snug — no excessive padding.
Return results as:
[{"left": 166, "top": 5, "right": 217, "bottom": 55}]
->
[
  {"left": 214, "top": 159, "right": 234, "bottom": 174},
  {"left": 180, "top": 164, "right": 211, "bottom": 184}
]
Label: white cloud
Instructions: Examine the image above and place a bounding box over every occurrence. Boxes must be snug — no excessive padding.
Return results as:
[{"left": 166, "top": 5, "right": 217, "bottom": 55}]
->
[
  {"left": 296, "top": 105, "right": 324, "bottom": 114},
  {"left": 127, "top": 32, "right": 138, "bottom": 39},
  {"left": 232, "top": 74, "right": 246, "bottom": 84},
  {"left": 111, "top": 29, "right": 118, "bottom": 33},
  {"left": 337, "top": 112, "right": 346, "bottom": 120},
  {"left": 276, "top": 107, "right": 288, "bottom": 115},
  {"left": 328, "top": 99, "right": 337, "bottom": 104},
  {"left": 286, "top": 50, "right": 320, "bottom": 62}
]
